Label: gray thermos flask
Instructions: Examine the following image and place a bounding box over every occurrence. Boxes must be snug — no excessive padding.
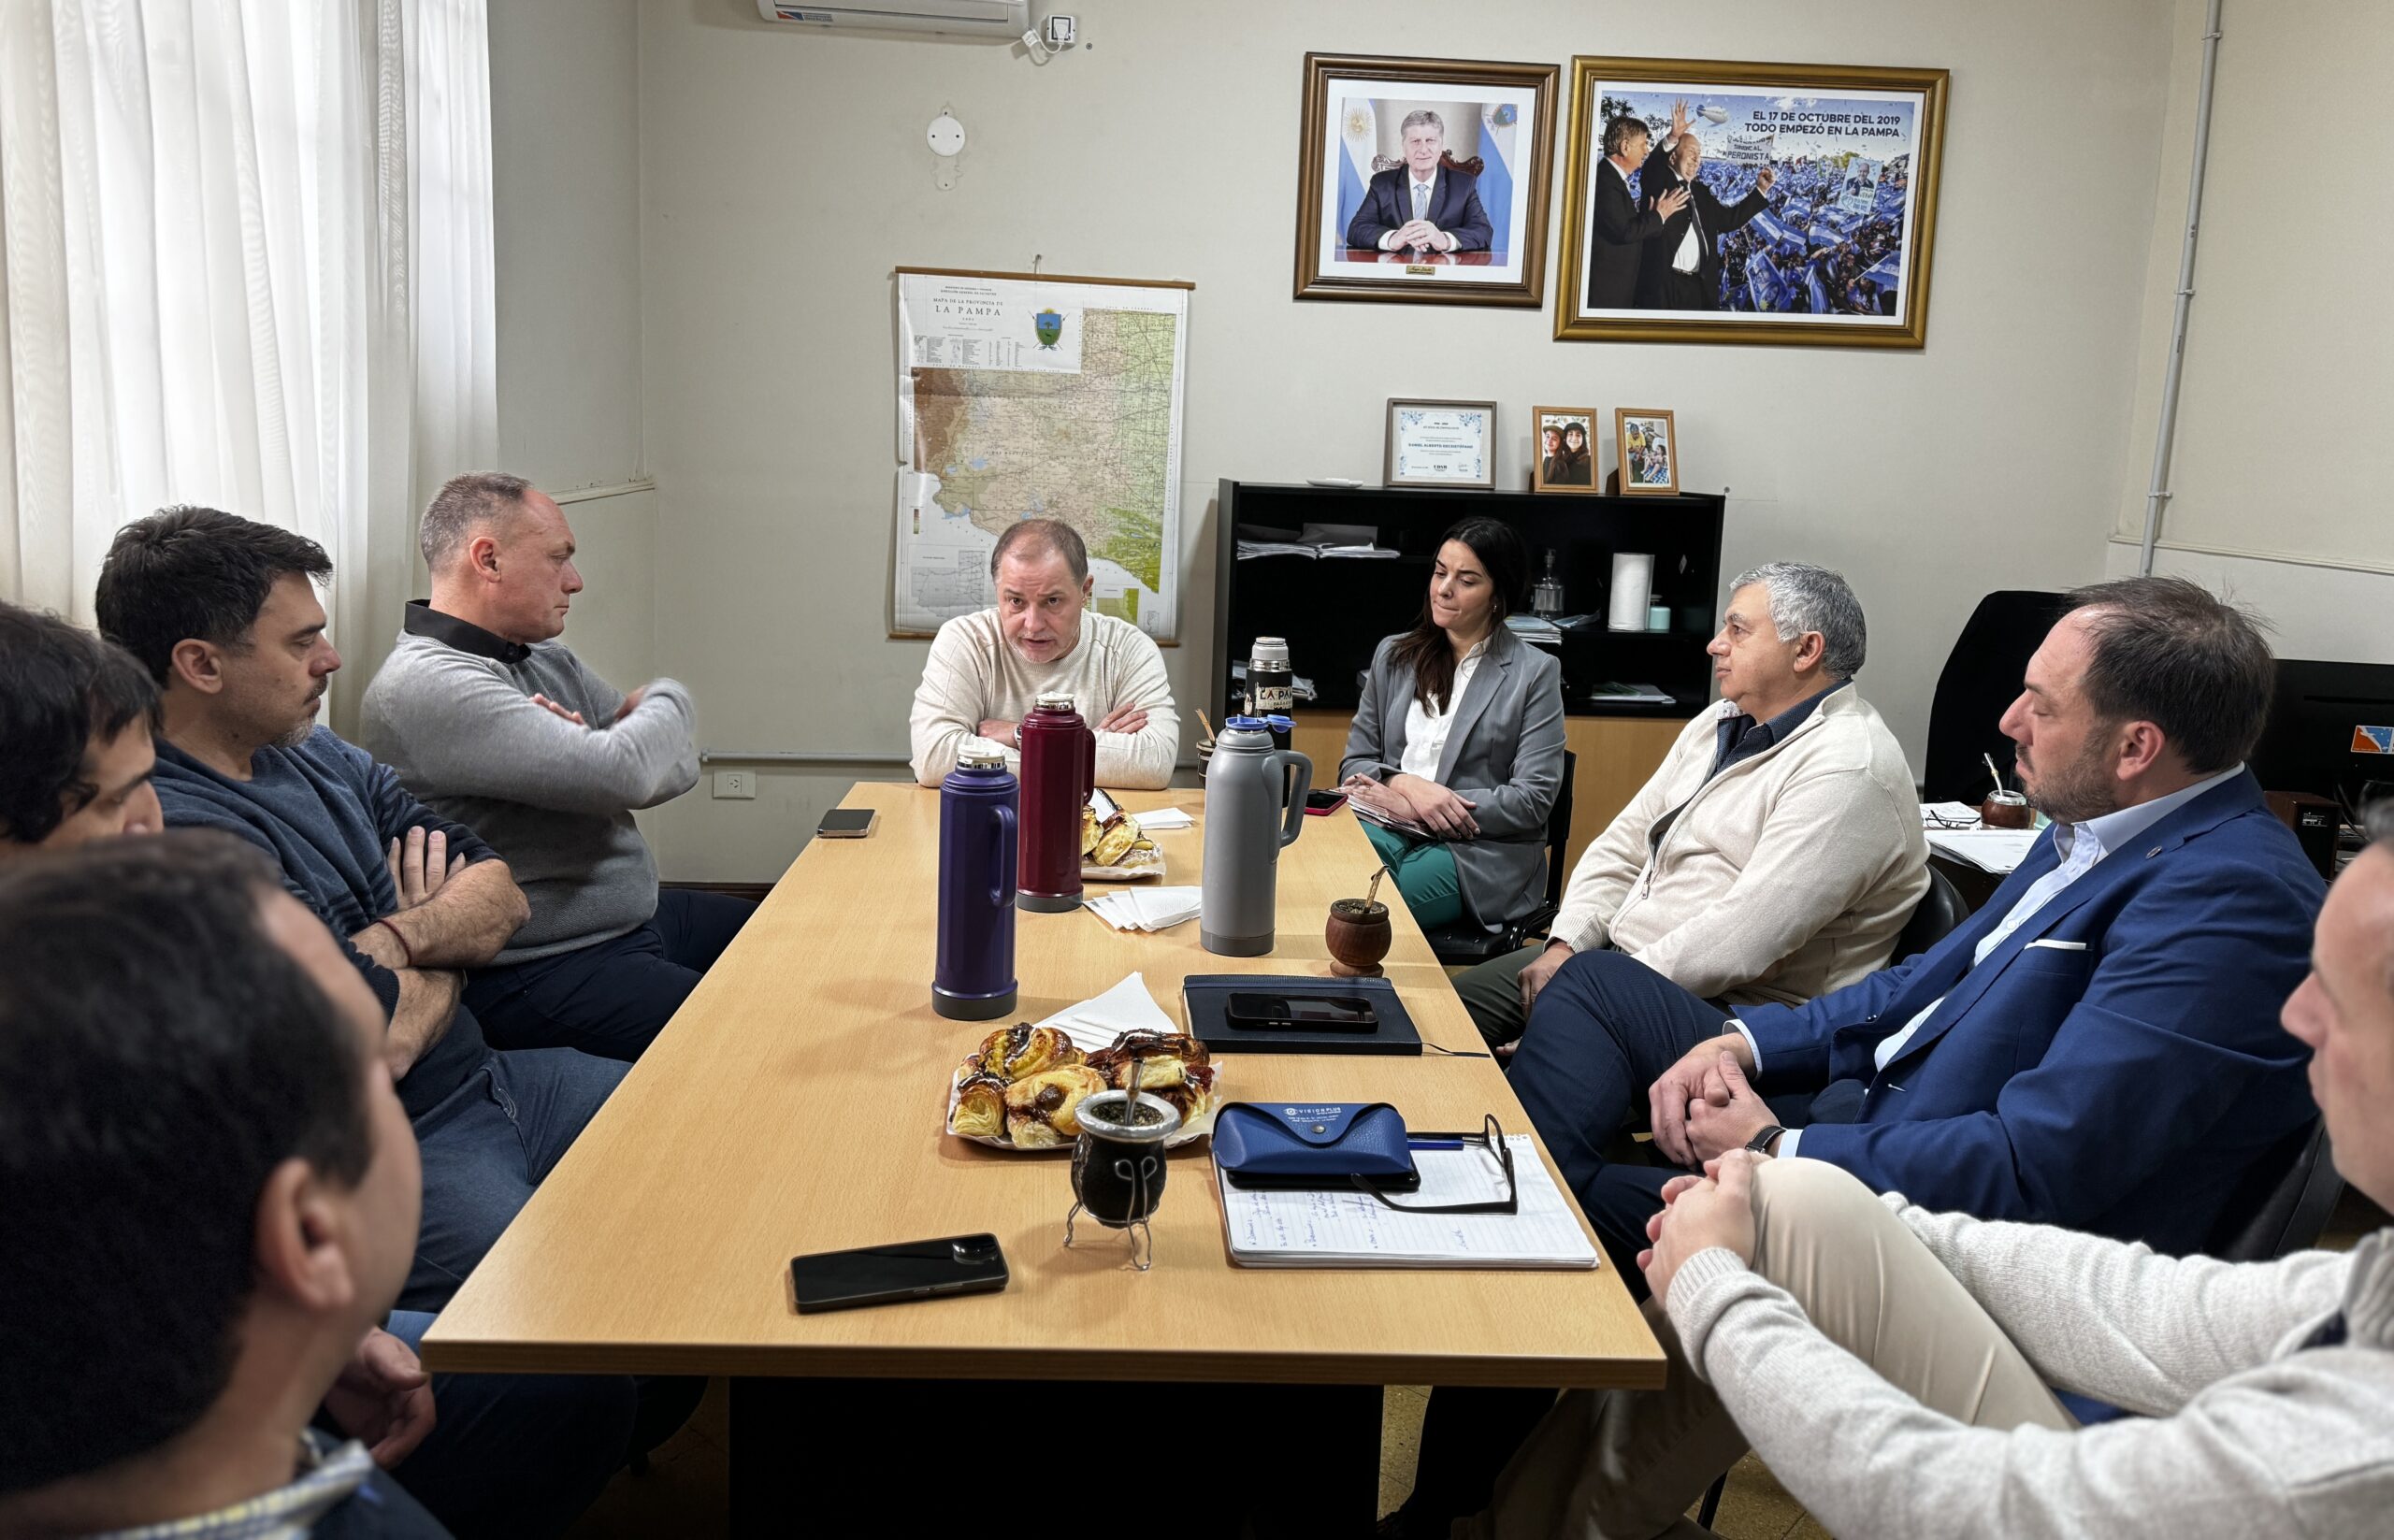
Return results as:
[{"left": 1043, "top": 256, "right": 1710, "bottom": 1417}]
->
[{"left": 1200, "top": 716, "right": 1312, "bottom": 956}]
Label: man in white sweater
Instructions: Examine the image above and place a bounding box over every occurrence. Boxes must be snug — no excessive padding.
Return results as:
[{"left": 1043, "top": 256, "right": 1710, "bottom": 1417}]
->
[
  {"left": 908, "top": 518, "right": 1180, "bottom": 790},
  {"left": 1470, "top": 795, "right": 2394, "bottom": 1540},
  {"left": 1453, "top": 562, "right": 1926, "bottom": 1046}
]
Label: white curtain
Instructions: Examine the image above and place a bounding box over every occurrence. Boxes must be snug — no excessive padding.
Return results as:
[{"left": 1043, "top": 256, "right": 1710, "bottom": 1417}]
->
[{"left": 0, "top": 0, "right": 495, "bottom": 728}]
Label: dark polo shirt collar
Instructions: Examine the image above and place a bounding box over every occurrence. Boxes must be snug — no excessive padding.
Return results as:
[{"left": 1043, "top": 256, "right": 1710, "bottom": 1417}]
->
[{"left": 404, "top": 599, "right": 530, "bottom": 666}]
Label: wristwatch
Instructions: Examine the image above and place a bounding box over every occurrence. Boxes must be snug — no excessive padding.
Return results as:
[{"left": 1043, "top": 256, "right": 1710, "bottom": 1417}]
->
[{"left": 1744, "top": 1124, "right": 1784, "bottom": 1157}]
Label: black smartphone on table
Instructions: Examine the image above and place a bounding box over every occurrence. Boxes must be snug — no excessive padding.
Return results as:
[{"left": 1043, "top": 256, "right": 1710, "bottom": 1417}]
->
[
  {"left": 1224, "top": 992, "right": 1379, "bottom": 1032},
  {"left": 790, "top": 1233, "right": 1010, "bottom": 1314},
  {"left": 815, "top": 808, "right": 879, "bottom": 840}
]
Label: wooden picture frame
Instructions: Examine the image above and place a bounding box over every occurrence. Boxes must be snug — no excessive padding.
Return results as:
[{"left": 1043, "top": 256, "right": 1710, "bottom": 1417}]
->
[
  {"left": 1614, "top": 408, "right": 1680, "bottom": 496},
  {"left": 1530, "top": 405, "right": 1600, "bottom": 494},
  {"left": 1294, "top": 53, "right": 1559, "bottom": 308},
  {"left": 1554, "top": 56, "right": 1949, "bottom": 347},
  {"left": 1385, "top": 398, "right": 1497, "bottom": 489}
]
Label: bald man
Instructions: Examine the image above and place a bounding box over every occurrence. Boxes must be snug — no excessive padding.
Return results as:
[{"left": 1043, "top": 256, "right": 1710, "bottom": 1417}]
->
[{"left": 1635, "top": 129, "right": 1775, "bottom": 310}]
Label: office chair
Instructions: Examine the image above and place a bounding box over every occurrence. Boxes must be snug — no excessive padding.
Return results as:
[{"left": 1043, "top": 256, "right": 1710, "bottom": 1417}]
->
[
  {"left": 1424, "top": 751, "right": 1575, "bottom": 967},
  {"left": 2214, "top": 1118, "right": 2345, "bottom": 1263},
  {"left": 1921, "top": 590, "right": 2070, "bottom": 804}
]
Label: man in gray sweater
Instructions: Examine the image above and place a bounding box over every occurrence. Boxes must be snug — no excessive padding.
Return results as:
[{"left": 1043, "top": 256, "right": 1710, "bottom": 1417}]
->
[
  {"left": 1467, "top": 796, "right": 2394, "bottom": 1538},
  {"left": 361, "top": 472, "right": 750, "bottom": 1059}
]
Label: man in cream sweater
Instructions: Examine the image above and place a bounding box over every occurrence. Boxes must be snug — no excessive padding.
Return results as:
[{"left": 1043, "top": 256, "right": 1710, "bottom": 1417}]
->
[
  {"left": 908, "top": 518, "right": 1180, "bottom": 790},
  {"left": 1470, "top": 796, "right": 2394, "bottom": 1540},
  {"left": 1454, "top": 561, "right": 1926, "bottom": 1046}
]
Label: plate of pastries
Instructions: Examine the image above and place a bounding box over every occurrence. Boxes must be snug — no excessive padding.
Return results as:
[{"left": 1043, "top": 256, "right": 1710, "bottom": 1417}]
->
[
  {"left": 1081, "top": 802, "right": 1162, "bottom": 881},
  {"left": 946, "top": 1024, "right": 1219, "bottom": 1150}
]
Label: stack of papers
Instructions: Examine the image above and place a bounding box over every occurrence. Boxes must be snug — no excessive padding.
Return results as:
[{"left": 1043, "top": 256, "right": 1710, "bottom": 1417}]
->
[
  {"left": 1921, "top": 800, "right": 1984, "bottom": 827},
  {"left": 1507, "top": 615, "right": 1564, "bottom": 645},
  {"left": 1086, "top": 885, "right": 1203, "bottom": 933},
  {"left": 1233, "top": 523, "right": 1399, "bottom": 561},
  {"left": 1586, "top": 682, "right": 1675, "bottom": 704},
  {"left": 1348, "top": 795, "right": 1434, "bottom": 841},
  {"left": 1925, "top": 827, "right": 2041, "bottom": 873},
  {"left": 1133, "top": 806, "right": 1194, "bottom": 830},
  {"left": 1034, "top": 972, "right": 1178, "bottom": 1052},
  {"left": 1218, "top": 1136, "right": 1599, "bottom": 1270}
]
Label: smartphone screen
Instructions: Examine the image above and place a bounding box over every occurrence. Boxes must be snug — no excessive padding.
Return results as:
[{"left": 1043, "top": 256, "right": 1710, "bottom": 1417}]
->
[
  {"left": 1304, "top": 790, "right": 1348, "bottom": 813},
  {"left": 1224, "top": 993, "right": 1379, "bottom": 1031},
  {"left": 816, "top": 808, "right": 878, "bottom": 839},
  {"left": 790, "top": 1233, "right": 1009, "bottom": 1315}
]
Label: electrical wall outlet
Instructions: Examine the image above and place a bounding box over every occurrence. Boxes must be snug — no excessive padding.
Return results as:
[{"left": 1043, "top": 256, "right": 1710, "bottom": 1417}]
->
[
  {"left": 712, "top": 770, "right": 757, "bottom": 800},
  {"left": 1044, "top": 13, "right": 1074, "bottom": 46}
]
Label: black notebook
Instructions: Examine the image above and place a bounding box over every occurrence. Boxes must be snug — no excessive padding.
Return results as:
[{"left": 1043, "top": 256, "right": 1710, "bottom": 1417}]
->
[{"left": 1180, "top": 974, "right": 1422, "bottom": 1056}]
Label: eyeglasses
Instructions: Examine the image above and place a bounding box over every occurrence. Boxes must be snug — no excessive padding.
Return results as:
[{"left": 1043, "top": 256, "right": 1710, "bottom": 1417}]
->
[{"left": 1363, "top": 1114, "right": 1518, "bottom": 1216}]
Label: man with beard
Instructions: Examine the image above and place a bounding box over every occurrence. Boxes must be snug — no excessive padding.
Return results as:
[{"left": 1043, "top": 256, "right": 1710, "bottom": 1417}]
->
[{"left": 1384, "top": 577, "right": 2325, "bottom": 1537}]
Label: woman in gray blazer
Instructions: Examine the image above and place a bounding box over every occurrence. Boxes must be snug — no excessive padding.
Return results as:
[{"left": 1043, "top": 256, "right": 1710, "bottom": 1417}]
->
[{"left": 1340, "top": 518, "right": 1566, "bottom": 931}]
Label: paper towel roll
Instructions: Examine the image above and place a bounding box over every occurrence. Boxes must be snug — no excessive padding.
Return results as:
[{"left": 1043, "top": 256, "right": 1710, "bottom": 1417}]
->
[{"left": 1608, "top": 552, "right": 1654, "bottom": 631}]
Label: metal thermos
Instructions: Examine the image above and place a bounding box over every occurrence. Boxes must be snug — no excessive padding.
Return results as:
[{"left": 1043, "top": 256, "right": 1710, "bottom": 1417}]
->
[
  {"left": 1245, "top": 637, "right": 1294, "bottom": 728},
  {"left": 933, "top": 751, "right": 1018, "bottom": 1019},
  {"left": 1200, "top": 716, "right": 1312, "bottom": 956},
  {"left": 1017, "top": 691, "right": 1094, "bottom": 912}
]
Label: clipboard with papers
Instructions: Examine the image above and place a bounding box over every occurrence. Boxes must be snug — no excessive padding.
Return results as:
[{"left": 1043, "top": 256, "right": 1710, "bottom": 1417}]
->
[{"left": 1214, "top": 1133, "right": 1600, "bottom": 1270}]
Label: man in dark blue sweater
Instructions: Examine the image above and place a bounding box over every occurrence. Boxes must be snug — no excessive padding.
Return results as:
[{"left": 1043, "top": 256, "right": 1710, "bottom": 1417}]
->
[{"left": 94, "top": 509, "right": 696, "bottom": 1533}]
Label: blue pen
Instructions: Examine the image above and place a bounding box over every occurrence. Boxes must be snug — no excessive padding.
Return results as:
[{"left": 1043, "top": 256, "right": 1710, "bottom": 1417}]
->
[{"left": 1408, "top": 1138, "right": 1465, "bottom": 1150}]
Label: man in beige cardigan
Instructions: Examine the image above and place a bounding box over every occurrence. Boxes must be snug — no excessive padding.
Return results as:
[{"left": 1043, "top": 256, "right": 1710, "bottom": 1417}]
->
[{"left": 1454, "top": 562, "right": 1926, "bottom": 1047}]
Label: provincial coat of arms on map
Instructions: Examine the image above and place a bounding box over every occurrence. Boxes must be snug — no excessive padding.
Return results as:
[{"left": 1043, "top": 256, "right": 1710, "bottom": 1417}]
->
[{"left": 1034, "top": 309, "right": 1065, "bottom": 348}]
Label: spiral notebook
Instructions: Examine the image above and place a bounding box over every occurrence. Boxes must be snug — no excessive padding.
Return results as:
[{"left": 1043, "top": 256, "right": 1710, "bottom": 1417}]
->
[{"left": 1214, "top": 1135, "right": 1600, "bottom": 1270}]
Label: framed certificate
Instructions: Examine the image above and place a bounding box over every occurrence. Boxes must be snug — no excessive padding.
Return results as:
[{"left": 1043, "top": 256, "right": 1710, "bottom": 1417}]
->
[{"left": 1385, "top": 398, "right": 1497, "bottom": 488}]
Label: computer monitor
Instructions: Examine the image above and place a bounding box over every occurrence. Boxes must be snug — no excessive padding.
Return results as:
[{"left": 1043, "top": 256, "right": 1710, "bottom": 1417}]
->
[{"left": 2249, "top": 658, "right": 2394, "bottom": 815}]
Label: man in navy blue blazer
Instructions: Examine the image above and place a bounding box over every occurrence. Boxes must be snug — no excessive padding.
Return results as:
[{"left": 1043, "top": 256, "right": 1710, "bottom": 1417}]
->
[
  {"left": 1513, "top": 575, "right": 2322, "bottom": 1268},
  {"left": 1345, "top": 108, "right": 1494, "bottom": 255}
]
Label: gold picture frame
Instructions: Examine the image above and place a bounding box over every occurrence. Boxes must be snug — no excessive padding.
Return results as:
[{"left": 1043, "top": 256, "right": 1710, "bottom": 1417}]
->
[
  {"left": 1530, "top": 405, "right": 1600, "bottom": 495},
  {"left": 1615, "top": 408, "right": 1680, "bottom": 496},
  {"left": 1554, "top": 56, "right": 1949, "bottom": 347},
  {"left": 1293, "top": 53, "right": 1559, "bottom": 308}
]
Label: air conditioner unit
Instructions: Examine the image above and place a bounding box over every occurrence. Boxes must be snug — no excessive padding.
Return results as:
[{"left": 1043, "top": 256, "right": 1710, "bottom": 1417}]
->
[{"left": 754, "top": 0, "right": 1030, "bottom": 37}]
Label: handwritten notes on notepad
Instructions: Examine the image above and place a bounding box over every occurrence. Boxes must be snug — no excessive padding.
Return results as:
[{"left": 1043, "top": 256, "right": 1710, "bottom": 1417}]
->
[{"left": 1217, "top": 1136, "right": 1599, "bottom": 1270}]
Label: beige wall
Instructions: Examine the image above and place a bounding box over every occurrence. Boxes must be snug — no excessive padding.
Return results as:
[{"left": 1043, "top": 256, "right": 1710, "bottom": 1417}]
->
[
  {"left": 2108, "top": 0, "right": 2394, "bottom": 660},
  {"left": 611, "top": 0, "right": 2180, "bottom": 881}
]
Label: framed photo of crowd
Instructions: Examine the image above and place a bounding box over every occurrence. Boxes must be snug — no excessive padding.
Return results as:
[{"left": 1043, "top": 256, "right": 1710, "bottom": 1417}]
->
[
  {"left": 1531, "top": 406, "right": 1599, "bottom": 494},
  {"left": 1553, "top": 56, "right": 1949, "bottom": 348},
  {"left": 1292, "top": 53, "right": 1560, "bottom": 308}
]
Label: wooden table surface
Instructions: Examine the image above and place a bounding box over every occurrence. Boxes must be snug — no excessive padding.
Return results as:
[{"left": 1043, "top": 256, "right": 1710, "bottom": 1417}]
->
[{"left": 422, "top": 784, "right": 1663, "bottom": 1389}]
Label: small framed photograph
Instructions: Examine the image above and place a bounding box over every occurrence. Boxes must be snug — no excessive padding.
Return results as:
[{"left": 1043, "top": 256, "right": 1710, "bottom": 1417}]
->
[
  {"left": 1614, "top": 408, "right": 1680, "bottom": 496},
  {"left": 1531, "top": 406, "right": 1599, "bottom": 494},
  {"left": 1294, "top": 53, "right": 1560, "bottom": 308},
  {"left": 1386, "top": 398, "right": 1497, "bottom": 489}
]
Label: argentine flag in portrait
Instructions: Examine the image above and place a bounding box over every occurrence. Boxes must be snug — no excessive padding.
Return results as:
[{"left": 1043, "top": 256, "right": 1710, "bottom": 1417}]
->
[
  {"left": 1335, "top": 97, "right": 1376, "bottom": 243},
  {"left": 1479, "top": 102, "right": 1517, "bottom": 258}
]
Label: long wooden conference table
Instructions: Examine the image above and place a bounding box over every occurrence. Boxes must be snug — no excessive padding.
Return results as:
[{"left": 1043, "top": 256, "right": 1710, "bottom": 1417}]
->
[{"left": 424, "top": 783, "right": 1663, "bottom": 1528}]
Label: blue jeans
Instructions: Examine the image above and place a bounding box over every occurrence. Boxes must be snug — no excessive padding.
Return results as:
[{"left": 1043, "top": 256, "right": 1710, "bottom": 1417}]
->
[
  {"left": 380, "top": 1311, "right": 635, "bottom": 1540},
  {"left": 466, "top": 889, "right": 755, "bottom": 1060},
  {"left": 405, "top": 1045, "right": 627, "bottom": 1312}
]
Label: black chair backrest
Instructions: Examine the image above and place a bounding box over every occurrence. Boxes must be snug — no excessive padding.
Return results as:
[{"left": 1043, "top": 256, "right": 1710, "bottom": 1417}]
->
[
  {"left": 1544, "top": 750, "right": 1578, "bottom": 909},
  {"left": 2214, "top": 1118, "right": 2346, "bottom": 1261},
  {"left": 1891, "top": 865, "right": 1969, "bottom": 960},
  {"left": 1923, "top": 590, "right": 2070, "bottom": 805}
]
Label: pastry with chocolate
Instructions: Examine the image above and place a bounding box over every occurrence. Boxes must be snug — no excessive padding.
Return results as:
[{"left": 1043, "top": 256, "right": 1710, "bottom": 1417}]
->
[
  {"left": 948, "top": 1072, "right": 1009, "bottom": 1140},
  {"left": 975, "top": 1022, "right": 1082, "bottom": 1080},
  {"left": 1003, "top": 1063, "right": 1107, "bottom": 1149}
]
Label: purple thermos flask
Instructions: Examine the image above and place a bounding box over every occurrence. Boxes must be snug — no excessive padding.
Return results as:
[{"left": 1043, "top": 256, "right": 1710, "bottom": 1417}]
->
[{"left": 933, "top": 749, "right": 1018, "bottom": 1020}]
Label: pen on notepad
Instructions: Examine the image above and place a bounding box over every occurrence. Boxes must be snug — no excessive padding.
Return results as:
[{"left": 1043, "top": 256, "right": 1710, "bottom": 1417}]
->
[{"left": 1407, "top": 1138, "right": 1465, "bottom": 1150}]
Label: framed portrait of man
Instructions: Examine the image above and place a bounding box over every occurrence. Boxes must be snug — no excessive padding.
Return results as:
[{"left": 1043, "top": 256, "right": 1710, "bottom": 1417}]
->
[
  {"left": 1555, "top": 57, "right": 1949, "bottom": 347},
  {"left": 1293, "top": 53, "right": 1559, "bottom": 308},
  {"left": 1531, "top": 406, "right": 1599, "bottom": 494},
  {"left": 1615, "top": 409, "right": 1680, "bottom": 496}
]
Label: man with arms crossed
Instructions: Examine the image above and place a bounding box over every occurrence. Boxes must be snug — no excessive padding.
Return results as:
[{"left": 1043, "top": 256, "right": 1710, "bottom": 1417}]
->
[
  {"left": 1454, "top": 562, "right": 1926, "bottom": 1050},
  {"left": 362, "top": 472, "right": 748, "bottom": 1060},
  {"left": 1472, "top": 796, "right": 2394, "bottom": 1539},
  {"left": 0, "top": 600, "right": 646, "bottom": 1537},
  {"left": 910, "top": 517, "right": 1179, "bottom": 790}
]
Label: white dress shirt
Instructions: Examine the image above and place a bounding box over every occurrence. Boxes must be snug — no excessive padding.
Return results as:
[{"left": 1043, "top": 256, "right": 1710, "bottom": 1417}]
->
[
  {"left": 1747, "top": 765, "right": 2244, "bottom": 1158},
  {"left": 1398, "top": 637, "right": 1489, "bottom": 782}
]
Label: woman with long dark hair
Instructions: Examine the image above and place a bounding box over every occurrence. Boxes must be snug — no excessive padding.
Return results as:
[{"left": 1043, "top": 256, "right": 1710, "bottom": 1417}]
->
[{"left": 1339, "top": 517, "right": 1566, "bottom": 931}]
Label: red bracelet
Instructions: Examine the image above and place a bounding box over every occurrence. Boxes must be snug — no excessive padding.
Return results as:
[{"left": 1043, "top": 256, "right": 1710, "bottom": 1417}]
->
[{"left": 373, "top": 916, "right": 416, "bottom": 968}]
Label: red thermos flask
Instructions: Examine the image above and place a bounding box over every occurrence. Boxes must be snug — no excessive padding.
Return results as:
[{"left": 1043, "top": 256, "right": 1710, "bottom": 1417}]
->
[{"left": 1016, "top": 692, "right": 1094, "bottom": 912}]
